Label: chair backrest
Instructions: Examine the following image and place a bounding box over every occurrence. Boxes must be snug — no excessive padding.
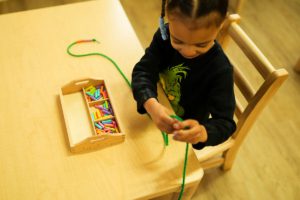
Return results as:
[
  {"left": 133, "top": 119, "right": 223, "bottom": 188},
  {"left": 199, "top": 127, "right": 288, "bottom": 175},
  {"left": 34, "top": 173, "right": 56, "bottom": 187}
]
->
[
  {"left": 193, "top": 14, "right": 289, "bottom": 170},
  {"left": 229, "top": 0, "right": 244, "bottom": 13}
]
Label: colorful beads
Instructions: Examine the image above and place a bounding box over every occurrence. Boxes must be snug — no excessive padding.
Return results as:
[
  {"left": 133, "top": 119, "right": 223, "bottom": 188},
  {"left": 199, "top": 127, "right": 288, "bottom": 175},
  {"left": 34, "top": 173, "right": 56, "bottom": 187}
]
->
[
  {"left": 94, "top": 119, "right": 119, "bottom": 134},
  {"left": 84, "top": 84, "right": 108, "bottom": 102},
  {"left": 90, "top": 103, "right": 114, "bottom": 121},
  {"left": 85, "top": 83, "right": 119, "bottom": 135}
]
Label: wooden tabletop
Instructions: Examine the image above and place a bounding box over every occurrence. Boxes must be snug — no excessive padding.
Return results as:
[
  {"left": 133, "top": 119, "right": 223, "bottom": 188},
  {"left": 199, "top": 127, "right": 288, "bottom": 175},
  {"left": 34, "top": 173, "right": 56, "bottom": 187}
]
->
[{"left": 0, "top": 1, "right": 203, "bottom": 199}]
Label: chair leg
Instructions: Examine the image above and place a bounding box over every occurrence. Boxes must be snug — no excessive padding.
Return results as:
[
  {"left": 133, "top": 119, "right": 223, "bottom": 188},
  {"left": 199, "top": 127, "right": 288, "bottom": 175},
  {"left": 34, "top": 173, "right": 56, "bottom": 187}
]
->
[{"left": 221, "top": 147, "right": 238, "bottom": 171}]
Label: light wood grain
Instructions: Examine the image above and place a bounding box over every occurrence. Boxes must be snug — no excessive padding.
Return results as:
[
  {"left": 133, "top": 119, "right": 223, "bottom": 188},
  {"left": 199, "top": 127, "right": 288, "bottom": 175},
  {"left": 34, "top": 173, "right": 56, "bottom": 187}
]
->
[
  {"left": 294, "top": 58, "right": 300, "bottom": 73},
  {"left": 0, "top": 1, "right": 203, "bottom": 199},
  {"left": 119, "top": 0, "right": 300, "bottom": 200},
  {"left": 1, "top": 0, "right": 300, "bottom": 199}
]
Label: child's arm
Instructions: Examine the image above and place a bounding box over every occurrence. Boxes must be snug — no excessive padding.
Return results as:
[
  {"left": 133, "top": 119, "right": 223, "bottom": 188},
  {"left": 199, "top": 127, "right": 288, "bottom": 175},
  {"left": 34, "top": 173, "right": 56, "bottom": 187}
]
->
[
  {"left": 132, "top": 29, "right": 176, "bottom": 133},
  {"left": 131, "top": 29, "right": 166, "bottom": 114},
  {"left": 144, "top": 98, "right": 176, "bottom": 133},
  {"left": 193, "top": 67, "right": 236, "bottom": 149}
]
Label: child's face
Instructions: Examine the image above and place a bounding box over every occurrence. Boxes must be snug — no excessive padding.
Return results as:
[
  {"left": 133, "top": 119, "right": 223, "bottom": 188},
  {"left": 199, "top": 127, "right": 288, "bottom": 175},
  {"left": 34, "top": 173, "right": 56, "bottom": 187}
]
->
[{"left": 168, "top": 13, "right": 222, "bottom": 59}]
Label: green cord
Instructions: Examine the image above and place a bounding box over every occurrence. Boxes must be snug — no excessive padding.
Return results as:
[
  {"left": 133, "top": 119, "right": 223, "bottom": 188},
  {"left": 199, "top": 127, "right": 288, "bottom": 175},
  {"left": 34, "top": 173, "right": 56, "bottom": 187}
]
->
[
  {"left": 67, "top": 39, "right": 169, "bottom": 146},
  {"left": 67, "top": 40, "right": 188, "bottom": 200},
  {"left": 67, "top": 39, "right": 131, "bottom": 87},
  {"left": 165, "top": 132, "right": 169, "bottom": 145},
  {"left": 171, "top": 115, "right": 189, "bottom": 200},
  {"left": 179, "top": 143, "right": 189, "bottom": 200}
]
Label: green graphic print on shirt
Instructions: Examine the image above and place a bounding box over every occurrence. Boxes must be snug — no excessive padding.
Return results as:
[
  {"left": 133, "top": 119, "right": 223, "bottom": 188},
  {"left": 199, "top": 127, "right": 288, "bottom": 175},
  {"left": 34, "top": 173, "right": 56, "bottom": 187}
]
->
[{"left": 159, "top": 63, "right": 189, "bottom": 117}]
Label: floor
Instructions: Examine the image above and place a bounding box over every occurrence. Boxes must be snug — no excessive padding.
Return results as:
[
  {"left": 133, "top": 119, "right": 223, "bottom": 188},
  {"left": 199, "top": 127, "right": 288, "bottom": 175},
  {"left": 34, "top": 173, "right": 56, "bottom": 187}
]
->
[{"left": 1, "top": 0, "right": 300, "bottom": 199}]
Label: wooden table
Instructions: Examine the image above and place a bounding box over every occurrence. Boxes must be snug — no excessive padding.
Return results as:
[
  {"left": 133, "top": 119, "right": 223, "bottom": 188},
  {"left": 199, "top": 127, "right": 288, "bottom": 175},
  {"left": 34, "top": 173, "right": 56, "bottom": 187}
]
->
[{"left": 0, "top": 1, "right": 203, "bottom": 199}]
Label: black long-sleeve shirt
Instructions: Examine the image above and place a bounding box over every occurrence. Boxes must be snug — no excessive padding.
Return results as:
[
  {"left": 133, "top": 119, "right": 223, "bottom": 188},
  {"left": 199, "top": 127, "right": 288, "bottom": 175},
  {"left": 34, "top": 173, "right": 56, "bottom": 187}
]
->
[{"left": 132, "top": 28, "right": 236, "bottom": 149}]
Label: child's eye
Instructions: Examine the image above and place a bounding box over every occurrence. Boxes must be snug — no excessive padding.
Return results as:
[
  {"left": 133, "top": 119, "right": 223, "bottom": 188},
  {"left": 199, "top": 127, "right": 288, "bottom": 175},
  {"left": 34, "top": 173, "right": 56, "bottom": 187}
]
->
[
  {"left": 173, "top": 39, "right": 183, "bottom": 44},
  {"left": 195, "top": 44, "right": 208, "bottom": 48}
]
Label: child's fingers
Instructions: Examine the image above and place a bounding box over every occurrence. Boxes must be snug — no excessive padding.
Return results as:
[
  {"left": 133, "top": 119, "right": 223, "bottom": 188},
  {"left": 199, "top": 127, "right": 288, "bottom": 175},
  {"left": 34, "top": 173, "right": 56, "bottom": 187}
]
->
[
  {"left": 163, "top": 115, "right": 176, "bottom": 125},
  {"left": 172, "top": 123, "right": 203, "bottom": 143},
  {"left": 162, "top": 123, "right": 174, "bottom": 133},
  {"left": 160, "top": 112, "right": 177, "bottom": 132},
  {"left": 181, "top": 119, "right": 198, "bottom": 129},
  {"left": 188, "top": 132, "right": 203, "bottom": 144},
  {"left": 172, "top": 120, "right": 195, "bottom": 133},
  {"left": 172, "top": 119, "right": 188, "bottom": 130},
  {"left": 172, "top": 121, "right": 181, "bottom": 130},
  {"left": 158, "top": 115, "right": 176, "bottom": 133},
  {"left": 173, "top": 132, "right": 201, "bottom": 144},
  {"left": 173, "top": 128, "right": 196, "bottom": 140}
]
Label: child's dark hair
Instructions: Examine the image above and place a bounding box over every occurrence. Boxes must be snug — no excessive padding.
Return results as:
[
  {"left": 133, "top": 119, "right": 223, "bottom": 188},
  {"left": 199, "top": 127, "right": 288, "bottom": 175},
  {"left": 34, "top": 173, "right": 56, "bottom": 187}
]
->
[{"left": 161, "top": 0, "right": 228, "bottom": 27}]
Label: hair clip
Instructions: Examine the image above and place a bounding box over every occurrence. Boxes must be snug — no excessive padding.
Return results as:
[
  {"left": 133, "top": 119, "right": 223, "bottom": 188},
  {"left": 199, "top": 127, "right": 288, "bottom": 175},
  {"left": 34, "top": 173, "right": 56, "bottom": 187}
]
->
[{"left": 159, "top": 17, "right": 168, "bottom": 40}]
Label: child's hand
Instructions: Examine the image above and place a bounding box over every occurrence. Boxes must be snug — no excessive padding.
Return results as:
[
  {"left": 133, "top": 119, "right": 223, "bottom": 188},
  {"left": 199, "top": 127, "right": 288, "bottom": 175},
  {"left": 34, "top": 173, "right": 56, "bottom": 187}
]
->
[
  {"left": 171, "top": 119, "right": 207, "bottom": 144},
  {"left": 144, "top": 98, "right": 176, "bottom": 133}
]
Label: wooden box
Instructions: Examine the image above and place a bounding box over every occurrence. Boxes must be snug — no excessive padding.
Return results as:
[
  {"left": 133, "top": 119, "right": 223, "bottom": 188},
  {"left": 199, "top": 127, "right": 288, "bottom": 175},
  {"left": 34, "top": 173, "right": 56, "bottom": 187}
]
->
[{"left": 59, "top": 78, "right": 125, "bottom": 153}]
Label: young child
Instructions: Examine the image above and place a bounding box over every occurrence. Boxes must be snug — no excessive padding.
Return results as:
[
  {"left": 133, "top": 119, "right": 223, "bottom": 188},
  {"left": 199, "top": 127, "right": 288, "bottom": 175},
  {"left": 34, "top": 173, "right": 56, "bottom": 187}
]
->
[{"left": 131, "top": 0, "right": 236, "bottom": 150}]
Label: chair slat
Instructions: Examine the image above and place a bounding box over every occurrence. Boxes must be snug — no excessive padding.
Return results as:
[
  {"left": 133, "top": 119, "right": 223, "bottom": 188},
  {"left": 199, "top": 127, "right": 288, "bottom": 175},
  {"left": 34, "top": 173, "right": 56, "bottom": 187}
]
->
[
  {"left": 229, "top": 22, "right": 275, "bottom": 79},
  {"left": 201, "top": 157, "right": 225, "bottom": 170},
  {"left": 233, "top": 63, "right": 256, "bottom": 101},
  {"left": 235, "top": 99, "right": 243, "bottom": 119},
  {"left": 194, "top": 138, "right": 235, "bottom": 162}
]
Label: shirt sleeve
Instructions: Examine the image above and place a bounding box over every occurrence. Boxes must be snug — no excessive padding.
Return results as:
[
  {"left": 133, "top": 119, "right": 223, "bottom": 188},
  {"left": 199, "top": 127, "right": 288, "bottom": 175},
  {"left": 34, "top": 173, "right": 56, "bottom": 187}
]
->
[
  {"left": 192, "top": 67, "right": 236, "bottom": 150},
  {"left": 131, "top": 29, "right": 168, "bottom": 114}
]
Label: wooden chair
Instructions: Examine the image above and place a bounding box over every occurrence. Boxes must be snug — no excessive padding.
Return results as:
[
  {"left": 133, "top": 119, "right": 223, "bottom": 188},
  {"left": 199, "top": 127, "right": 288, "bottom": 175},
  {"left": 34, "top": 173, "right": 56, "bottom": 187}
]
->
[
  {"left": 193, "top": 14, "right": 289, "bottom": 171},
  {"left": 229, "top": 0, "right": 245, "bottom": 13}
]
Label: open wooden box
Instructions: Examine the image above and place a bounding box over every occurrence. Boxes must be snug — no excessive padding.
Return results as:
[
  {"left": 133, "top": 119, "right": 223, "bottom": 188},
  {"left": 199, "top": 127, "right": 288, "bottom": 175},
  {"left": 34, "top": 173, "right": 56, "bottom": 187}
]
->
[{"left": 59, "top": 78, "right": 125, "bottom": 153}]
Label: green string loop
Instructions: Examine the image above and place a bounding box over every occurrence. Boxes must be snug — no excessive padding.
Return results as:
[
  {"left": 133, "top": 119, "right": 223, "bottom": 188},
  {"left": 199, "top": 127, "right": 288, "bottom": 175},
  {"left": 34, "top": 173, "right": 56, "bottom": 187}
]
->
[{"left": 67, "top": 40, "right": 188, "bottom": 200}]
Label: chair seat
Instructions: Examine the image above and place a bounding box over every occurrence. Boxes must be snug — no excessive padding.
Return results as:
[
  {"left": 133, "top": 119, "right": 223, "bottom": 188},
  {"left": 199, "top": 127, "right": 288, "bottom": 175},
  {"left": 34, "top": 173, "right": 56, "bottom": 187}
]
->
[{"left": 193, "top": 138, "right": 235, "bottom": 163}]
